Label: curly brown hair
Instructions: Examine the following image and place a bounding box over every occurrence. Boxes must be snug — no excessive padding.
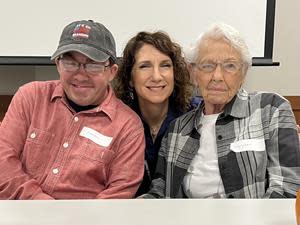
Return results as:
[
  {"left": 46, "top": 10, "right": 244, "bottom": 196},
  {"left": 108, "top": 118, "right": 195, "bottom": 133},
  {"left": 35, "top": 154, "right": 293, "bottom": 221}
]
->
[{"left": 113, "top": 31, "right": 193, "bottom": 112}]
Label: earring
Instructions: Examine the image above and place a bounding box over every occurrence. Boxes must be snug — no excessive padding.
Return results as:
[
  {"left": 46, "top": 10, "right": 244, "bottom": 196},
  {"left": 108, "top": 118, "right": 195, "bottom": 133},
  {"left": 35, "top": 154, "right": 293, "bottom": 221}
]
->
[
  {"left": 129, "top": 87, "right": 134, "bottom": 100},
  {"left": 129, "top": 91, "right": 134, "bottom": 100}
]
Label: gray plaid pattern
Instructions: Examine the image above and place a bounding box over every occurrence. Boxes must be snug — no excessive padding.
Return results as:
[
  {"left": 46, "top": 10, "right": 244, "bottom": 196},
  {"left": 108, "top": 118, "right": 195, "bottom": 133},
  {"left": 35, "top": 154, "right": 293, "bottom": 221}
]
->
[{"left": 143, "top": 89, "right": 300, "bottom": 198}]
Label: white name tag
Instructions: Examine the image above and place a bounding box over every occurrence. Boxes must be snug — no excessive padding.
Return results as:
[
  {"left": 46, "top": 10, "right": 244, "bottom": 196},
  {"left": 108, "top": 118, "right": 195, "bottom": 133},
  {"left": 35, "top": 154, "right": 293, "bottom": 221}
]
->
[
  {"left": 80, "top": 126, "right": 112, "bottom": 147},
  {"left": 230, "top": 139, "right": 265, "bottom": 152}
]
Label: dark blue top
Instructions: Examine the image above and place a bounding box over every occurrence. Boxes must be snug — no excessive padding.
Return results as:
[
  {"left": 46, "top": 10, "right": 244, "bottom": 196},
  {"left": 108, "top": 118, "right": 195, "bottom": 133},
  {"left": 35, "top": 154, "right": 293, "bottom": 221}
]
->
[{"left": 134, "top": 96, "right": 202, "bottom": 196}]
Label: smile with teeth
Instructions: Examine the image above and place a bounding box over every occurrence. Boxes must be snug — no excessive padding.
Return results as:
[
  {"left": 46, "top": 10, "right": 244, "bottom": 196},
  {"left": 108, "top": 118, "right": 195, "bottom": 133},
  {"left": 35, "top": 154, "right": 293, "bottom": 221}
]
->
[
  {"left": 72, "top": 83, "right": 92, "bottom": 89},
  {"left": 147, "top": 85, "right": 165, "bottom": 91}
]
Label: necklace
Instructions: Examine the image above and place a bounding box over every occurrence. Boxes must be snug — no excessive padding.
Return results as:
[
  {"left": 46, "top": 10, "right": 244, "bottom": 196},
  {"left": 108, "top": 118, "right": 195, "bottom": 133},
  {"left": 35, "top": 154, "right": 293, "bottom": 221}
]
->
[
  {"left": 149, "top": 114, "right": 167, "bottom": 142},
  {"left": 150, "top": 126, "right": 160, "bottom": 141}
]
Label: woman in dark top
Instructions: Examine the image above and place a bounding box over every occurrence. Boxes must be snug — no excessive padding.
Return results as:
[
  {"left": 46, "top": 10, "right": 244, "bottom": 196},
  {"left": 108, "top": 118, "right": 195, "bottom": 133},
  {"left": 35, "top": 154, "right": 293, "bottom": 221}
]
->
[{"left": 113, "top": 31, "right": 195, "bottom": 196}]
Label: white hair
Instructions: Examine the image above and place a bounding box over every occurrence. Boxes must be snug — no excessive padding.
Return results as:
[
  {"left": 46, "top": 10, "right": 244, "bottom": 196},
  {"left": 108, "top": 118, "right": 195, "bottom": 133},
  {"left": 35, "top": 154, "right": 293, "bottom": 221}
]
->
[{"left": 185, "top": 23, "right": 252, "bottom": 73}]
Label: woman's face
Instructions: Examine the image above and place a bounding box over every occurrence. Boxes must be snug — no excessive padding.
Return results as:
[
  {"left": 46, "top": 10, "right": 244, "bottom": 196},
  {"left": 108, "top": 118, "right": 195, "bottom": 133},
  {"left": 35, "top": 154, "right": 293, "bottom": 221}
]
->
[
  {"left": 131, "top": 44, "right": 174, "bottom": 107},
  {"left": 192, "top": 39, "right": 245, "bottom": 112}
]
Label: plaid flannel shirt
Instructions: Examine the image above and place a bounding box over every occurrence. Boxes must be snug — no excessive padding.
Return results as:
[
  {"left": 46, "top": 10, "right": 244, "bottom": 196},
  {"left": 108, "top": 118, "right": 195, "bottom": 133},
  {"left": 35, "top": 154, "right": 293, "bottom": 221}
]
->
[{"left": 143, "top": 89, "right": 300, "bottom": 198}]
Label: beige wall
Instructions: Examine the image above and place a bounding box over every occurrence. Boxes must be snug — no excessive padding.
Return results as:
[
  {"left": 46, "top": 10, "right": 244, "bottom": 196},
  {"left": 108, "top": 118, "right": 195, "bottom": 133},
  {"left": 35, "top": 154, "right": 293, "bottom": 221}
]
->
[{"left": 0, "top": 0, "right": 299, "bottom": 96}]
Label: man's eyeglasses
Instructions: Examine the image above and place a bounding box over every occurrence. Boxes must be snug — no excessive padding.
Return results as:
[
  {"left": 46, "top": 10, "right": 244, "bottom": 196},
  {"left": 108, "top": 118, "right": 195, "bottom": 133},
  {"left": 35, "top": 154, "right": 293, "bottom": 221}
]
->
[
  {"left": 192, "top": 61, "right": 243, "bottom": 74},
  {"left": 59, "top": 58, "right": 110, "bottom": 75}
]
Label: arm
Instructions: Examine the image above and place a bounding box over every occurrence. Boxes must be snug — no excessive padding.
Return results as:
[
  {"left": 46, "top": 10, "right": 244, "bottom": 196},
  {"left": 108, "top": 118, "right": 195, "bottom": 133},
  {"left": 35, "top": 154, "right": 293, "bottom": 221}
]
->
[
  {"left": 264, "top": 99, "right": 300, "bottom": 198},
  {"left": 96, "top": 127, "right": 145, "bottom": 199},
  {"left": 0, "top": 85, "right": 53, "bottom": 199}
]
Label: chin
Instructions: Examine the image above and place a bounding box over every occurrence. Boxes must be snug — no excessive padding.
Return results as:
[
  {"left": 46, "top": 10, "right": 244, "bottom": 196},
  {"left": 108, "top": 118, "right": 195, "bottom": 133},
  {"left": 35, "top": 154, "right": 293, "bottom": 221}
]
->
[
  {"left": 206, "top": 97, "right": 227, "bottom": 105},
  {"left": 148, "top": 97, "right": 169, "bottom": 105}
]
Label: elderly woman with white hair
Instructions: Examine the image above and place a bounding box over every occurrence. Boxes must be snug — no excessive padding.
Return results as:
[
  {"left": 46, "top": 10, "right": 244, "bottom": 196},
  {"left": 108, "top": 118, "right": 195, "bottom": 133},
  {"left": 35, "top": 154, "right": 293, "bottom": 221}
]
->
[{"left": 141, "top": 23, "right": 300, "bottom": 198}]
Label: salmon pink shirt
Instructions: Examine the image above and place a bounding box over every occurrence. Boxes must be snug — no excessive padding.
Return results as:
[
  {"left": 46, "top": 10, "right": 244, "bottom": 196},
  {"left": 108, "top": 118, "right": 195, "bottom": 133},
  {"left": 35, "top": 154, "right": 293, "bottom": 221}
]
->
[{"left": 0, "top": 81, "right": 145, "bottom": 199}]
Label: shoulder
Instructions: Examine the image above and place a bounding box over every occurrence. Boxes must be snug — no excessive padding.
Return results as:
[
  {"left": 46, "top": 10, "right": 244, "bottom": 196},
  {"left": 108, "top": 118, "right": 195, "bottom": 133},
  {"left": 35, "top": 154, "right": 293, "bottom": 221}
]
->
[
  {"left": 113, "top": 95, "right": 144, "bottom": 128},
  {"left": 167, "top": 107, "right": 198, "bottom": 133},
  {"left": 247, "top": 91, "right": 289, "bottom": 108},
  {"left": 16, "top": 80, "right": 59, "bottom": 101},
  {"left": 19, "top": 80, "right": 59, "bottom": 94}
]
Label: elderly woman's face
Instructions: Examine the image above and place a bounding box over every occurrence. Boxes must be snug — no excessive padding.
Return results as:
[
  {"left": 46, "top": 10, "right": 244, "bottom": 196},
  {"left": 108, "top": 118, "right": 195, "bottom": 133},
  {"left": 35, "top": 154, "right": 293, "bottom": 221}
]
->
[{"left": 193, "top": 39, "right": 245, "bottom": 111}]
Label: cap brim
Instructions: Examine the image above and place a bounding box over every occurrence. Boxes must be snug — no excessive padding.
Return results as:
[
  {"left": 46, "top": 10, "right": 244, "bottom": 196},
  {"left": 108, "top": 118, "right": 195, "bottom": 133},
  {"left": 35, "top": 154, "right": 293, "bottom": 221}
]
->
[{"left": 51, "top": 44, "right": 110, "bottom": 62}]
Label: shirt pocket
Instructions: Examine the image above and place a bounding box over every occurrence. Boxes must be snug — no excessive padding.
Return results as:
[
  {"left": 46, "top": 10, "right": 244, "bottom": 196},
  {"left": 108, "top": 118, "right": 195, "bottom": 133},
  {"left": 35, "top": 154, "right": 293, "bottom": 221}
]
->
[
  {"left": 22, "top": 127, "right": 56, "bottom": 177},
  {"left": 79, "top": 140, "right": 114, "bottom": 165},
  {"left": 69, "top": 140, "right": 115, "bottom": 189}
]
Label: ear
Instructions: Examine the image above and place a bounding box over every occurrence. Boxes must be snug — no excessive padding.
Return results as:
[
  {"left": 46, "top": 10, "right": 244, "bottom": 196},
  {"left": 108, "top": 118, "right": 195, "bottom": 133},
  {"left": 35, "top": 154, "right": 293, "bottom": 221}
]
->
[
  {"left": 187, "top": 63, "right": 194, "bottom": 74},
  {"left": 129, "top": 79, "right": 134, "bottom": 87},
  {"left": 129, "top": 71, "right": 134, "bottom": 87},
  {"left": 55, "top": 58, "right": 63, "bottom": 75},
  {"left": 188, "top": 63, "right": 198, "bottom": 86},
  {"left": 108, "top": 64, "right": 118, "bottom": 82},
  {"left": 55, "top": 58, "right": 59, "bottom": 67}
]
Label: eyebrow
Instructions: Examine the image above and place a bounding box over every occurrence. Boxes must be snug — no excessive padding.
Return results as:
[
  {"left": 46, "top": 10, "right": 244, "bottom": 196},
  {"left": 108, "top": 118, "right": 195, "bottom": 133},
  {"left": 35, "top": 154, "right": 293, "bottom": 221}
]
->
[
  {"left": 136, "top": 59, "right": 173, "bottom": 64},
  {"left": 199, "top": 58, "right": 240, "bottom": 63}
]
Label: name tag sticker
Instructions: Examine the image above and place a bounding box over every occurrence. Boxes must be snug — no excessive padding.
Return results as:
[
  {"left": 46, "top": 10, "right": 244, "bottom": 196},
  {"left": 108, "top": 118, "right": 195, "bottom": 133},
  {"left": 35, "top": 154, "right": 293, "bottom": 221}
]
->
[
  {"left": 230, "top": 139, "right": 265, "bottom": 152},
  {"left": 80, "top": 126, "right": 112, "bottom": 147}
]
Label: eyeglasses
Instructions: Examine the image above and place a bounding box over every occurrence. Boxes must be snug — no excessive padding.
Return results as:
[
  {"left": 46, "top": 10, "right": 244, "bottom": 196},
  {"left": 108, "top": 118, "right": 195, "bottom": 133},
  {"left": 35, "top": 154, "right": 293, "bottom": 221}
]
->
[
  {"left": 193, "top": 61, "right": 243, "bottom": 74},
  {"left": 59, "top": 58, "right": 110, "bottom": 75}
]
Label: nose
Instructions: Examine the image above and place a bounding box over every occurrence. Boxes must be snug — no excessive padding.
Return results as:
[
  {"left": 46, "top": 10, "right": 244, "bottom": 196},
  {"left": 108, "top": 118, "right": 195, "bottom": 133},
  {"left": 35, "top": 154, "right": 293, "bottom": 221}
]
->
[
  {"left": 73, "top": 64, "right": 89, "bottom": 80},
  {"left": 211, "top": 64, "right": 224, "bottom": 81},
  {"left": 78, "top": 64, "right": 87, "bottom": 73},
  {"left": 151, "top": 66, "right": 163, "bottom": 81}
]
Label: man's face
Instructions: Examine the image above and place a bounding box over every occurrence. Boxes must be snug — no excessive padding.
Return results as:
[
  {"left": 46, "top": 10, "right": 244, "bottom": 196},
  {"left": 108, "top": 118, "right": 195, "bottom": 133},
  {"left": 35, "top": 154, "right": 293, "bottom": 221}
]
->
[{"left": 56, "top": 52, "right": 118, "bottom": 106}]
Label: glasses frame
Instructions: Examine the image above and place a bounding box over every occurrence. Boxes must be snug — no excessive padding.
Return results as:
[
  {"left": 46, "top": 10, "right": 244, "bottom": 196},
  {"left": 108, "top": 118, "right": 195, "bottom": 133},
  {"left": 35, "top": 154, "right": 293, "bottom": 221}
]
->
[
  {"left": 192, "top": 61, "right": 243, "bottom": 74},
  {"left": 58, "top": 55, "right": 111, "bottom": 75}
]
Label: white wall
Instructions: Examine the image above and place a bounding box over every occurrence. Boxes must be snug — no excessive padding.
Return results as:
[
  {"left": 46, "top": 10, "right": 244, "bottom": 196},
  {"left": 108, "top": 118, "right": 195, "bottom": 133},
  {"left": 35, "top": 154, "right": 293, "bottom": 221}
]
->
[
  {"left": 0, "top": 0, "right": 299, "bottom": 96},
  {"left": 244, "top": 0, "right": 300, "bottom": 95},
  {"left": 0, "top": 0, "right": 266, "bottom": 58}
]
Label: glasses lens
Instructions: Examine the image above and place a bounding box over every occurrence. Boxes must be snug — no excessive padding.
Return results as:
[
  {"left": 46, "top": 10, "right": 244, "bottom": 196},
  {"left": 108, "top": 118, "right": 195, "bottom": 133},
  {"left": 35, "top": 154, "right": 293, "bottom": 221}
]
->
[
  {"left": 198, "top": 63, "right": 216, "bottom": 72},
  {"left": 61, "top": 59, "right": 79, "bottom": 72},
  {"left": 196, "top": 61, "right": 241, "bottom": 74},
  {"left": 85, "top": 64, "right": 106, "bottom": 73},
  {"left": 223, "top": 62, "right": 240, "bottom": 73}
]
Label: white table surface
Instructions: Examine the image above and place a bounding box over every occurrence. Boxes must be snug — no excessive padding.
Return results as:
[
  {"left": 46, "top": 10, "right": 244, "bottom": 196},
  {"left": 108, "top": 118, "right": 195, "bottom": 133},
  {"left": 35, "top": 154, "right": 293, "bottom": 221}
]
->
[{"left": 0, "top": 199, "right": 296, "bottom": 225}]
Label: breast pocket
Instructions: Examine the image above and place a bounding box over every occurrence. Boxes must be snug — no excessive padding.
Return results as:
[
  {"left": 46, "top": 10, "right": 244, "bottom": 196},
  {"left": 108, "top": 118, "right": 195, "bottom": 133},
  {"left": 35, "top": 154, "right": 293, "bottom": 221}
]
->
[
  {"left": 82, "top": 140, "right": 115, "bottom": 164},
  {"left": 70, "top": 140, "right": 115, "bottom": 189},
  {"left": 22, "top": 127, "right": 56, "bottom": 177}
]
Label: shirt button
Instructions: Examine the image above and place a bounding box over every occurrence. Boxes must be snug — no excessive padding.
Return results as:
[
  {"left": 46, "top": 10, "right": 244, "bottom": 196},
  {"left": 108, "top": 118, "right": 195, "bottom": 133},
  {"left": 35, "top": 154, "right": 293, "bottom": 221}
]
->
[
  {"left": 74, "top": 117, "right": 79, "bottom": 122},
  {"left": 217, "top": 135, "right": 223, "bottom": 140},
  {"left": 63, "top": 142, "right": 69, "bottom": 148},
  {"left": 30, "top": 132, "right": 36, "bottom": 139},
  {"left": 52, "top": 168, "right": 59, "bottom": 174}
]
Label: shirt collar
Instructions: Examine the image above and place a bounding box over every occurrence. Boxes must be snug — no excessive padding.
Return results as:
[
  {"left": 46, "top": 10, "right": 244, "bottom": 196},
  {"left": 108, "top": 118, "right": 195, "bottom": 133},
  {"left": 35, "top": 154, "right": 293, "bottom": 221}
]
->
[
  {"left": 181, "top": 88, "right": 250, "bottom": 136},
  {"left": 50, "top": 81, "right": 116, "bottom": 120},
  {"left": 223, "top": 88, "right": 249, "bottom": 118}
]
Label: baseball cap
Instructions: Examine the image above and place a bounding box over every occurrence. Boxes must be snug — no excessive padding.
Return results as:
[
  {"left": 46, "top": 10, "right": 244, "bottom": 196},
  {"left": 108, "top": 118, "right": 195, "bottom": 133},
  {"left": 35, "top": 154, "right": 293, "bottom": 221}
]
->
[{"left": 51, "top": 20, "right": 117, "bottom": 63}]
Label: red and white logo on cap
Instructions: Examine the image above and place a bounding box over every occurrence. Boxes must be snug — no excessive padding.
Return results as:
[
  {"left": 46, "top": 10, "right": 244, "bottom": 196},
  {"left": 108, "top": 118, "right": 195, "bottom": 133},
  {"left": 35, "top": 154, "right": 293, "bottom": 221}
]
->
[{"left": 72, "top": 24, "right": 91, "bottom": 39}]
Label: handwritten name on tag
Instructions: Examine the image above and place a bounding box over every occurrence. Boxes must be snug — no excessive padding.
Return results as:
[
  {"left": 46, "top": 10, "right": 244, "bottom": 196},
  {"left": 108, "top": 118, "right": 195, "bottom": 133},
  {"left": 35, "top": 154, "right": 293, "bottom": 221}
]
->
[
  {"left": 230, "top": 139, "right": 265, "bottom": 152},
  {"left": 80, "top": 126, "right": 112, "bottom": 147}
]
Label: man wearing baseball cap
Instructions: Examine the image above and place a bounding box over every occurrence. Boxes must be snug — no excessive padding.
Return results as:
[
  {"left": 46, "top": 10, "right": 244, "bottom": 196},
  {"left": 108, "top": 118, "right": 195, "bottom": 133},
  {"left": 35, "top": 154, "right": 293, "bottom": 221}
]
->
[{"left": 0, "top": 20, "right": 145, "bottom": 199}]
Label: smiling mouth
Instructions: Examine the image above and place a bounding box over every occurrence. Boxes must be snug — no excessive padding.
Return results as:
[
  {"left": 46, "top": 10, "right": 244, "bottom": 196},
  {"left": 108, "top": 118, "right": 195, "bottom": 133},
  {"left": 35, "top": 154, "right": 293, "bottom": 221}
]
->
[
  {"left": 72, "top": 84, "right": 92, "bottom": 89},
  {"left": 147, "top": 85, "right": 166, "bottom": 91}
]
